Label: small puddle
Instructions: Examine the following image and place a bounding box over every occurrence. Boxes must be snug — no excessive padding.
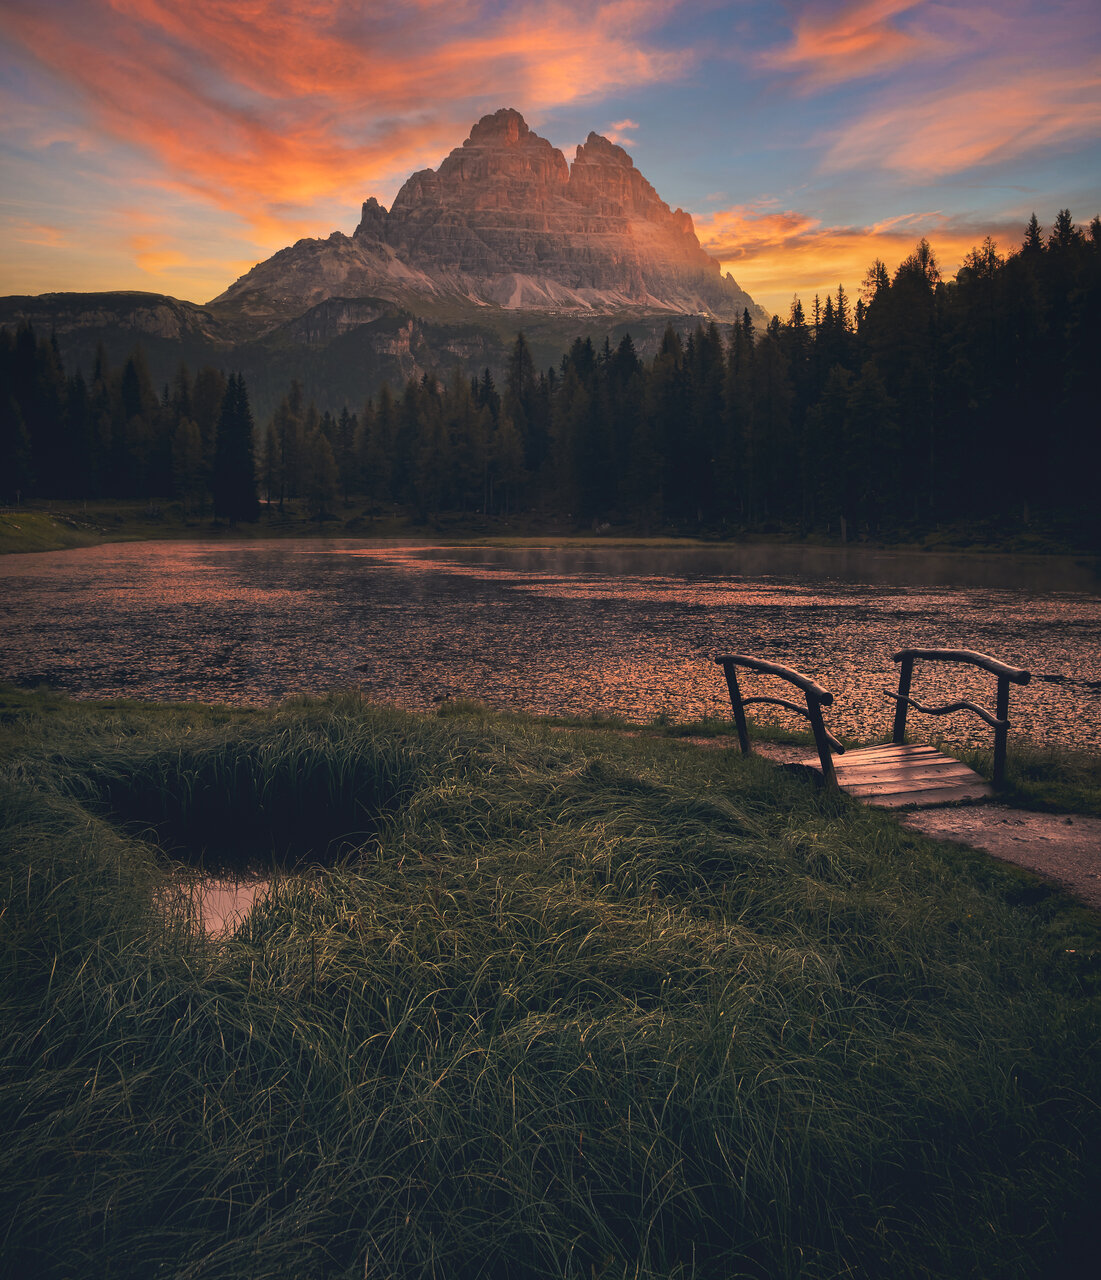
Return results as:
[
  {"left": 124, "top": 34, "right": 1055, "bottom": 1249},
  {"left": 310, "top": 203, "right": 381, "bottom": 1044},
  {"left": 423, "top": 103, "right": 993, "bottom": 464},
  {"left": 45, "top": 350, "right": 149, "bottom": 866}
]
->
[{"left": 171, "top": 876, "right": 269, "bottom": 936}]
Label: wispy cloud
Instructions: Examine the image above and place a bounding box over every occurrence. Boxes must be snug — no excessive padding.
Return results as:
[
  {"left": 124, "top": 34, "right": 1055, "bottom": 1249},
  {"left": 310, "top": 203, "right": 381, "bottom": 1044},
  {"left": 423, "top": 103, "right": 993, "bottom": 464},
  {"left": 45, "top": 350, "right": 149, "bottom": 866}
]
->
[
  {"left": 0, "top": 0, "right": 690, "bottom": 239},
  {"left": 10, "top": 220, "right": 68, "bottom": 249},
  {"left": 128, "top": 232, "right": 189, "bottom": 275},
  {"left": 759, "top": 2, "right": 1101, "bottom": 179},
  {"left": 759, "top": 0, "right": 940, "bottom": 88},
  {"left": 823, "top": 59, "right": 1101, "bottom": 176}
]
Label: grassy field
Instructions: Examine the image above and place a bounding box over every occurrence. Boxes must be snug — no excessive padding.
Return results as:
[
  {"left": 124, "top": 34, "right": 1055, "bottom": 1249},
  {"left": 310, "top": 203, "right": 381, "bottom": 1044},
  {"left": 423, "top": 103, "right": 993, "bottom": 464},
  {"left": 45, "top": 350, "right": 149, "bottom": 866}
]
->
[{"left": 2, "top": 689, "right": 1099, "bottom": 1279}]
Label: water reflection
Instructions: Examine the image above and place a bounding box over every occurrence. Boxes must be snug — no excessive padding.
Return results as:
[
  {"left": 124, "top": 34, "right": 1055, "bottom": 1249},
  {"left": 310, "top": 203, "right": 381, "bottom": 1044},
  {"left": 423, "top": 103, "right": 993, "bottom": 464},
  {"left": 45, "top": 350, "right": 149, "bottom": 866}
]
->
[
  {"left": 181, "top": 876, "right": 267, "bottom": 936},
  {"left": 2, "top": 539, "right": 1098, "bottom": 750}
]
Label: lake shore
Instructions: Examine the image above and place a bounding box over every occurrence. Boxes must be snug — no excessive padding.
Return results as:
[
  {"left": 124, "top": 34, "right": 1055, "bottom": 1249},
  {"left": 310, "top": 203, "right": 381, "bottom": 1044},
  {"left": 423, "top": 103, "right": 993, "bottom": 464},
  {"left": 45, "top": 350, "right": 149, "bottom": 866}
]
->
[
  {"left": 2, "top": 690, "right": 1100, "bottom": 1279},
  {"left": 3, "top": 498, "right": 1098, "bottom": 560}
]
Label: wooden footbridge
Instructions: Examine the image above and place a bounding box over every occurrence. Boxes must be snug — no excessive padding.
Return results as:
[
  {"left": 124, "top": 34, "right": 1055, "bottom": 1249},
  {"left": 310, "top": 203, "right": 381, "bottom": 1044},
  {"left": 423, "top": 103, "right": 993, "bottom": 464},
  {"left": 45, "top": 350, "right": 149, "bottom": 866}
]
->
[{"left": 714, "top": 649, "right": 1031, "bottom": 809}]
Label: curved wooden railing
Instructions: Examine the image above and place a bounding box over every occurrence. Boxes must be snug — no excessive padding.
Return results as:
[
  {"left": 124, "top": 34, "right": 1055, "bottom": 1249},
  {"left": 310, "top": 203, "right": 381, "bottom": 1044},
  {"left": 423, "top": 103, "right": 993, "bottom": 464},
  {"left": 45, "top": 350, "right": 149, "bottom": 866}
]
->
[
  {"left": 713, "top": 654, "right": 843, "bottom": 786},
  {"left": 886, "top": 648, "right": 1031, "bottom": 788}
]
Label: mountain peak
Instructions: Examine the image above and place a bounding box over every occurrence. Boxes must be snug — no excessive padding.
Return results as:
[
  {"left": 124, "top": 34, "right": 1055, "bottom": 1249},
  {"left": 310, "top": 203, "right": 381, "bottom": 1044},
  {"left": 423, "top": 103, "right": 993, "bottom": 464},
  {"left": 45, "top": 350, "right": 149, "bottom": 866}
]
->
[
  {"left": 219, "top": 108, "right": 766, "bottom": 327},
  {"left": 465, "top": 107, "right": 530, "bottom": 147},
  {"left": 575, "top": 132, "right": 634, "bottom": 168}
]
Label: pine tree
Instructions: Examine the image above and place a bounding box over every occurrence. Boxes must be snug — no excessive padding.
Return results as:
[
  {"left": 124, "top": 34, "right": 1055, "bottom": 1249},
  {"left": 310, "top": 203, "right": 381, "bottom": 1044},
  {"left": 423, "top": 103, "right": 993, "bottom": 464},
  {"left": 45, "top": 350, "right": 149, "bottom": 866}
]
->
[
  {"left": 492, "top": 412, "right": 526, "bottom": 516},
  {"left": 505, "top": 332, "right": 541, "bottom": 472},
  {"left": 1049, "top": 209, "right": 1083, "bottom": 251},
  {"left": 191, "top": 366, "right": 227, "bottom": 494},
  {"left": 365, "top": 384, "right": 397, "bottom": 509},
  {"left": 335, "top": 406, "right": 357, "bottom": 503},
  {"left": 171, "top": 417, "right": 205, "bottom": 515},
  {"left": 303, "top": 417, "right": 339, "bottom": 519},
  {"left": 211, "top": 373, "right": 259, "bottom": 523},
  {"left": 261, "top": 423, "right": 279, "bottom": 506},
  {"left": 0, "top": 393, "right": 32, "bottom": 501}
]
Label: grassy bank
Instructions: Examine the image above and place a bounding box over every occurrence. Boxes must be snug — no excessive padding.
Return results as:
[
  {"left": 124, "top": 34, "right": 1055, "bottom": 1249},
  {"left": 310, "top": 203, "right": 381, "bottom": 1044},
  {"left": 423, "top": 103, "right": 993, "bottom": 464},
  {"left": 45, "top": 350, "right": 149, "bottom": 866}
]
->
[
  {"left": 4, "top": 499, "right": 1099, "bottom": 558},
  {"left": 2, "top": 691, "right": 1100, "bottom": 1279},
  {"left": 0, "top": 507, "right": 107, "bottom": 554},
  {"left": 954, "top": 738, "right": 1101, "bottom": 817}
]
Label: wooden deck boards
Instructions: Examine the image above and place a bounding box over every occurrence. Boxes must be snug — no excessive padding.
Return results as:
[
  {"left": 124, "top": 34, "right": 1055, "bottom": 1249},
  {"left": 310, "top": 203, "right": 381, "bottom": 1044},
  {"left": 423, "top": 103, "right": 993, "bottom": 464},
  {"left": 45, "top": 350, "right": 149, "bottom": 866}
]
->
[{"left": 804, "top": 743, "right": 994, "bottom": 809}]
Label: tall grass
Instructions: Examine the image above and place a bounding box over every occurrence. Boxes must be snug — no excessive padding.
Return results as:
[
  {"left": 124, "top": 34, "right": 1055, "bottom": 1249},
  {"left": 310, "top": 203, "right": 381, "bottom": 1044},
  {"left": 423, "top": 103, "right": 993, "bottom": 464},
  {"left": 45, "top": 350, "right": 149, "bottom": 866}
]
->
[
  {"left": 1, "top": 691, "right": 1099, "bottom": 1279},
  {"left": 951, "top": 737, "right": 1101, "bottom": 816}
]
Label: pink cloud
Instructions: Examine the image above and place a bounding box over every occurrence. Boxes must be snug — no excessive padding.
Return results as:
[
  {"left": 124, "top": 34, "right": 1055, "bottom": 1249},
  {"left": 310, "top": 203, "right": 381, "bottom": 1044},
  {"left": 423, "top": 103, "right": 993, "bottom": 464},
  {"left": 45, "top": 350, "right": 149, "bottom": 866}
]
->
[
  {"left": 11, "top": 221, "right": 68, "bottom": 249},
  {"left": 823, "top": 59, "right": 1101, "bottom": 176},
  {"left": 0, "top": 0, "right": 690, "bottom": 239},
  {"left": 759, "top": 0, "right": 943, "bottom": 88},
  {"left": 604, "top": 117, "right": 641, "bottom": 144}
]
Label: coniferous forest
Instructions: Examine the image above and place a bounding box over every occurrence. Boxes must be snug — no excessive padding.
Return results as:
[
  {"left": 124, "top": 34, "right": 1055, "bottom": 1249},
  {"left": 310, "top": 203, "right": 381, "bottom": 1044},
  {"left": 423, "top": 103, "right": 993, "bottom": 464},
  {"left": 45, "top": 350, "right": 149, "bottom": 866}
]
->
[{"left": 3, "top": 214, "right": 1099, "bottom": 546}]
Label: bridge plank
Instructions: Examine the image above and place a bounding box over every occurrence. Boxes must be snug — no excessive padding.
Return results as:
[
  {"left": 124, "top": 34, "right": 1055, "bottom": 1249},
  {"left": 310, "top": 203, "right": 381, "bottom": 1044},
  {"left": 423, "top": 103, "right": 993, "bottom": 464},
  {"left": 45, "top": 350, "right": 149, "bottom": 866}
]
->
[
  {"left": 864, "top": 782, "right": 993, "bottom": 809},
  {"left": 801, "top": 743, "right": 993, "bottom": 808}
]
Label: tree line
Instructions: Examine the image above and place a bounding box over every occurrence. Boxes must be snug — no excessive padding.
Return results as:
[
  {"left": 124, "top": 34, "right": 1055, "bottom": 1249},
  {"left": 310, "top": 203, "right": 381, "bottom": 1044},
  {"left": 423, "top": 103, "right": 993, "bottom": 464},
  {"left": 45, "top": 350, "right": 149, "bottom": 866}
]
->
[
  {"left": 0, "top": 342, "right": 259, "bottom": 522},
  {"left": 3, "top": 209, "right": 1098, "bottom": 542}
]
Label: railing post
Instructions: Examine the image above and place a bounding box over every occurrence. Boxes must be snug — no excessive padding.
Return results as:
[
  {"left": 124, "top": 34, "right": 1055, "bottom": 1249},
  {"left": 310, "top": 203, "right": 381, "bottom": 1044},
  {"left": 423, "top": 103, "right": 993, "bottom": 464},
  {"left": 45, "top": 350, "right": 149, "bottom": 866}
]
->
[
  {"left": 892, "top": 656, "right": 913, "bottom": 744},
  {"left": 993, "top": 674, "right": 1010, "bottom": 788},
  {"left": 721, "top": 660, "right": 752, "bottom": 755},
  {"left": 805, "top": 694, "right": 838, "bottom": 788}
]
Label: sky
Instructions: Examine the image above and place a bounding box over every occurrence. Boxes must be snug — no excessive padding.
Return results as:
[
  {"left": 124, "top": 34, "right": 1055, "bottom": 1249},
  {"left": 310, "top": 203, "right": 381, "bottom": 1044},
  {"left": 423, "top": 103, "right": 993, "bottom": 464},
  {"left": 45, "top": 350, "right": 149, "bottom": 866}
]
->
[{"left": 1, "top": 0, "right": 1098, "bottom": 318}]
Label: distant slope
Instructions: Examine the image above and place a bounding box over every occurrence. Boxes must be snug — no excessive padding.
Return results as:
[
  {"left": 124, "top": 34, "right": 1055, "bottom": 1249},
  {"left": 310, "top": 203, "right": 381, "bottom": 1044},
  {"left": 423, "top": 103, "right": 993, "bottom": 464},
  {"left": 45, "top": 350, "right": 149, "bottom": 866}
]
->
[{"left": 0, "top": 290, "right": 719, "bottom": 421}]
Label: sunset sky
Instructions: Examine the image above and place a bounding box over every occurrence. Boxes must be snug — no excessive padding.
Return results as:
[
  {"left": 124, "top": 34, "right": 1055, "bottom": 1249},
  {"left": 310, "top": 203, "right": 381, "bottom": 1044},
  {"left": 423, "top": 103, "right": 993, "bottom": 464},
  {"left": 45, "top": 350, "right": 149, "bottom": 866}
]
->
[{"left": 1, "top": 0, "right": 1098, "bottom": 317}]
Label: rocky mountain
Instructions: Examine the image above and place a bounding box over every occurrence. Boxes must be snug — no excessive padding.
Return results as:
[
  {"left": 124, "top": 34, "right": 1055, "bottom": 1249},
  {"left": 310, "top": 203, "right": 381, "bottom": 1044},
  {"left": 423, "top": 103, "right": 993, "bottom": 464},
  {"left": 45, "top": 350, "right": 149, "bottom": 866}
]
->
[
  {"left": 1, "top": 109, "right": 767, "bottom": 413},
  {"left": 212, "top": 108, "right": 765, "bottom": 333}
]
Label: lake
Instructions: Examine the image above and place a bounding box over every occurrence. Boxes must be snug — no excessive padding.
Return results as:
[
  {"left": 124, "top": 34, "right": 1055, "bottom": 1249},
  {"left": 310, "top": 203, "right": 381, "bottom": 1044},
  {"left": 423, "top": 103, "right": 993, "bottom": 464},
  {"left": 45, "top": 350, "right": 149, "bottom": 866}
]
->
[{"left": 2, "top": 539, "right": 1099, "bottom": 750}]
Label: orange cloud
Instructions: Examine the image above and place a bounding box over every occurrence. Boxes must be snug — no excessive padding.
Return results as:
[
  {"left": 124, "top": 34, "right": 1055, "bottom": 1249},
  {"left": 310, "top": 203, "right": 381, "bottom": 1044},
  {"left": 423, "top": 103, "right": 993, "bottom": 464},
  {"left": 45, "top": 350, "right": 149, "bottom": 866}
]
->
[
  {"left": 760, "top": 0, "right": 942, "bottom": 87},
  {"left": 823, "top": 59, "right": 1101, "bottom": 176},
  {"left": 0, "top": 0, "right": 689, "bottom": 245},
  {"left": 128, "top": 233, "right": 189, "bottom": 275},
  {"left": 696, "top": 203, "right": 1028, "bottom": 316},
  {"left": 11, "top": 222, "right": 68, "bottom": 249}
]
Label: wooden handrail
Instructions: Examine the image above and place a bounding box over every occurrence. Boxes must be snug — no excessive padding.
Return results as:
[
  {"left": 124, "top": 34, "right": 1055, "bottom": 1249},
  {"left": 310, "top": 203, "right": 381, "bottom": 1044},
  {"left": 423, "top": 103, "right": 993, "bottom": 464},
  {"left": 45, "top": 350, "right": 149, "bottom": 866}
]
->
[
  {"left": 888, "top": 649, "right": 1031, "bottom": 788},
  {"left": 892, "top": 648, "right": 1031, "bottom": 684},
  {"left": 881, "top": 690, "right": 1006, "bottom": 731},
  {"left": 713, "top": 654, "right": 841, "bottom": 786},
  {"left": 712, "top": 654, "right": 834, "bottom": 704}
]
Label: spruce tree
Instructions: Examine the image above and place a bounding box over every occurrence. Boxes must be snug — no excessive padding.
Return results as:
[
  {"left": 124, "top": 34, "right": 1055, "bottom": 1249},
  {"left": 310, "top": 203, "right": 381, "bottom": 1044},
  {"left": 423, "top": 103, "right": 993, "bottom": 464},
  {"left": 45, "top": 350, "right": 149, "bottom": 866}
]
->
[{"left": 211, "top": 373, "right": 259, "bottom": 523}]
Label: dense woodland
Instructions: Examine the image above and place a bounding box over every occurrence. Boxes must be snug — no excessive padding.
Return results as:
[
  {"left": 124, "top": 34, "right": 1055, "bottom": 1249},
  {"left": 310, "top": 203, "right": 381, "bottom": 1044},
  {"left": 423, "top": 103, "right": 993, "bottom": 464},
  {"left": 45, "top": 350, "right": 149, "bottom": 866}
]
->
[{"left": 3, "top": 210, "right": 1099, "bottom": 544}]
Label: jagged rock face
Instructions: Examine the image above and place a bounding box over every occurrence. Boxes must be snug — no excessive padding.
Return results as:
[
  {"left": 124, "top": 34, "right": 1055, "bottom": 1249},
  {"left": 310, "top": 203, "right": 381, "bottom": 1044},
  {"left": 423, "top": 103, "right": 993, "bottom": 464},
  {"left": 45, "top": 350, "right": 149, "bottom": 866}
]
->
[{"left": 213, "top": 108, "right": 764, "bottom": 328}]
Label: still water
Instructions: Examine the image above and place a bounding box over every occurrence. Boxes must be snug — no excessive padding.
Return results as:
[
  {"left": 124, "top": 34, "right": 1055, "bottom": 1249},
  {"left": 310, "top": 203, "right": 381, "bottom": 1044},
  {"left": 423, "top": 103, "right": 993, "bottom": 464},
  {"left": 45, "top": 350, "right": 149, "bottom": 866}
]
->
[{"left": 2, "top": 539, "right": 1099, "bottom": 750}]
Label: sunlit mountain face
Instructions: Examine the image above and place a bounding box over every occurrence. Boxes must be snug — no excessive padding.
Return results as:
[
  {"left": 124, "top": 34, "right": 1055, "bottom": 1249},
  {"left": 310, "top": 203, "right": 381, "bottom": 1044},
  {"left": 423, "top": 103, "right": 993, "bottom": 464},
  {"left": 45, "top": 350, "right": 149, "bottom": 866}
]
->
[{"left": 212, "top": 108, "right": 767, "bottom": 333}]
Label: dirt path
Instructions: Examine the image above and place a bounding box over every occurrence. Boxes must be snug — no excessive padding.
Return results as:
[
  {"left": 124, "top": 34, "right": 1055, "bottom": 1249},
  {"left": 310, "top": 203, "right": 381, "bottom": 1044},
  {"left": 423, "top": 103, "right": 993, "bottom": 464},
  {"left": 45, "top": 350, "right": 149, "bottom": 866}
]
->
[{"left": 899, "top": 807, "right": 1101, "bottom": 910}]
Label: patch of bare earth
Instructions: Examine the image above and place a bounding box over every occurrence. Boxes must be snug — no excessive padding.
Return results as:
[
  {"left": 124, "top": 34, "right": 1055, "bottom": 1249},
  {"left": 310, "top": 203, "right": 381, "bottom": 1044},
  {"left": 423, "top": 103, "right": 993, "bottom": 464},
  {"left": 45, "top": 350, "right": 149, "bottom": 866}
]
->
[{"left": 900, "top": 807, "right": 1101, "bottom": 910}]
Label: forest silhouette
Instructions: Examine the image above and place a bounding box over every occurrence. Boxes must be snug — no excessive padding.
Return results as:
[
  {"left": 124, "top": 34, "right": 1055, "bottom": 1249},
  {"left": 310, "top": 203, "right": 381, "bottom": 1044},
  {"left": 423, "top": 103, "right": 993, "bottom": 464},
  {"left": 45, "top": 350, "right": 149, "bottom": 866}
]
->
[{"left": 3, "top": 212, "right": 1097, "bottom": 545}]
